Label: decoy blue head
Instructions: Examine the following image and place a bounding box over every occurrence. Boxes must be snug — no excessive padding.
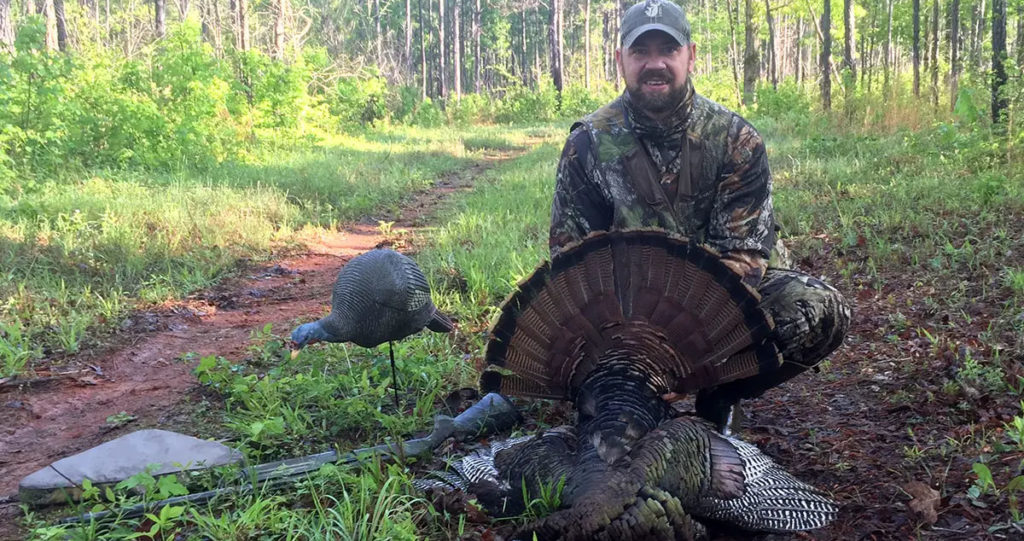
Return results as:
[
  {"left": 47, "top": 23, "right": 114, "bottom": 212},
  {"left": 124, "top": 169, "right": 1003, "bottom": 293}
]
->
[{"left": 291, "top": 322, "right": 327, "bottom": 349}]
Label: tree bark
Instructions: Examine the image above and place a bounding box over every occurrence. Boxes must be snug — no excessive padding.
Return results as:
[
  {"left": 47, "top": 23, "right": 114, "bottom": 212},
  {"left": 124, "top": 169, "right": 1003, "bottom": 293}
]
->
[
  {"left": 884, "top": 0, "right": 893, "bottom": 92},
  {"left": 795, "top": 16, "right": 803, "bottom": 86},
  {"left": 273, "top": 0, "right": 286, "bottom": 59},
  {"left": 742, "top": 0, "right": 757, "bottom": 105},
  {"left": 374, "top": 0, "right": 382, "bottom": 68},
  {"left": 725, "top": 0, "right": 742, "bottom": 102},
  {"left": 992, "top": 0, "right": 1007, "bottom": 127},
  {"left": 950, "top": 0, "right": 960, "bottom": 111},
  {"left": 453, "top": 0, "right": 461, "bottom": 101},
  {"left": 522, "top": 10, "right": 529, "bottom": 86},
  {"left": 419, "top": 0, "right": 427, "bottom": 99},
  {"left": 843, "top": 0, "right": 855, "bottom": 78},
  {"left": 406, "top": 0, "right": 412, "bottom": 70},
  {"left": 821, "top": 0, "right": 832, "bottom": 110},
  {"left": 585, "top": 0, "right": 591, "bottom": 88},
  {"left": 1017, "top": 2, "right": 1023, "bottom": 69},
  {"left": 931, "top": 0, "right": 939, "bottom": 107},
  {"left": 913, "top": 0, "right": 921, "bottom": 97},
  {"left": 212, "top": 0, "right": 223, "bottom": 54},
  {"left": 438, "top": 0, "right": 446, "bottom": 99},
  {"left": 38, "top": 0, "right": 57, "bottom": 51},
  {"left": 0, "top": 0, "right": 13, "bottom": 51},
  {"left": 238, "top": 0, "right": 250, "bottom": 51},
  {"left": 764, "top": 0, "right": 777, "bottom": 88},
  {"left": 474, "top": 0, "right": 481, "bottom": 93},
  {"left": 972, "top": 0, "right": 986, "bottom": 68},
  {"left": 155, "top": 0, "right": 166, "bottom": 38},
  {"left": 53, "top": 0, "right": 66, "bottom": 50},
  {"left": 549, "top": 0, "right": 564, "bottom": 95}
]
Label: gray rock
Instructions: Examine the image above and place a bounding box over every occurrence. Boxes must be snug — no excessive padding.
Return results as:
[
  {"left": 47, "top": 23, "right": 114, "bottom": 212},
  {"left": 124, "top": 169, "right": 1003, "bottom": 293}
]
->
[{"left": 19, "top": 429, "right": 243, "bottom": 506}]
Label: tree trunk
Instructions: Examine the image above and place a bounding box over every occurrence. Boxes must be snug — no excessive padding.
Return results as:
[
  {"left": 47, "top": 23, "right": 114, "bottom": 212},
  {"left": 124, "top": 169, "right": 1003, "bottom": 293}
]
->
[
  {"left": 585, "top": 0, "right": 591, "bottom": 88},
  {"left": 474, "top": 0, "right": 481, "bottom": 92},
  {"left": 931, "top": 0, "right": 939, "bottom": 107},
  {"left": 725, "top": 0, "right": 742, "bottom": 102},
  {"left": 821, "top": 0, "right": 832, "bottom": 110},
  {"left": 0, "top": 0, "right": 13, "bottom": 51},
  {"left": 923, "top": 8, "right": 929, "bottom": 76},
  {"left": 522, "top": 10, "right": 529, "bottom": 86},
  {"left": 992, "top": 0, "right": 1007, "bottom": 127},
  {"left": 795, "top": 16, "right": 803, "bottom": 86},
  {"left": 1016, "top": 2, "right": 1023, "bottom": 69},
  {"left": 950, "top": 0, "right": 960, "bottom": 111},
  {"left": 419, "top": 0, "right": 427, "bottom": 99},
  {"left": 843, "top": 0, "right": 855, "bottom": 78},
  {"left": 913, "top": 0, "right": 921, "bottom": 97},
  {"left": 38, "top": 0, "right": 57, "bottom": 51},
  {"left": 549, "top": 0, "right": 564, "bottom": 95},
  {"left": 973, "top": 0, "right": 986, "bottom": 68},
  {"left": 438, "top": 0, "right": 446, "bottom": 99},
  {"left": 238, "top": 0, "right": 249, "bottom": 51},
  {"left": 884, "top": 0, "right": 893, "bottom": 92},
  {"left": 764, "top": 0, "right": 777, "bottom": 89},
  {"left": 212, "top": 0, "right": 223, "bottom": 54},
  {"left": 374, "top": 0, "right": 382, "bottom": 68},
  {"left": 453, "top": 0, "right": 461, "bottom": 101},
  {"left": 53, "top": 0, "right": 66, "bottom": 50},
  {"left": 273, "top": 0, "right": 286, "bottom": 59},
  {"left": 742, "top": 0, "right": 757, "bottom": 105},
  {"left": 406, "top": 0, "right": 412, "bottom": 70},
  {"left": 155, "top": 0, "right": 166, "bottom": 38}
]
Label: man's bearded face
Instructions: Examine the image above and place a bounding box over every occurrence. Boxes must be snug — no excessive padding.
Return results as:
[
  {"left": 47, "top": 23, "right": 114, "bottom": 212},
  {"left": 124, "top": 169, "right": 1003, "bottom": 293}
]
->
[{"left": 618, "top": 31, "right": 695, "bottom": 116}]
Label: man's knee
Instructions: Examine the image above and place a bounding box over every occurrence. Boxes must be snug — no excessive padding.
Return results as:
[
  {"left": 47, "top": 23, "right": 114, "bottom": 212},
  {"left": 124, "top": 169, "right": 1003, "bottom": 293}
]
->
[{"left": 758, "top": 269, "right": 851, "bottom": 369}]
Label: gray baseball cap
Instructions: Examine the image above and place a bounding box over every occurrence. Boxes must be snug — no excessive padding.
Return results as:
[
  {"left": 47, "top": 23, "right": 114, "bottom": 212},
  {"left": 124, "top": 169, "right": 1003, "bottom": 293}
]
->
[{"left": 621, "top": 0, "right": 691, "bottom": 49}]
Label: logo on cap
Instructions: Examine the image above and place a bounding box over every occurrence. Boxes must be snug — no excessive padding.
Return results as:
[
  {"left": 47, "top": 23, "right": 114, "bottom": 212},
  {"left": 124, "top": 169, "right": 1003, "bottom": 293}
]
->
[{"left": 644, "top": 0, "right": 662, "bottom": 18}]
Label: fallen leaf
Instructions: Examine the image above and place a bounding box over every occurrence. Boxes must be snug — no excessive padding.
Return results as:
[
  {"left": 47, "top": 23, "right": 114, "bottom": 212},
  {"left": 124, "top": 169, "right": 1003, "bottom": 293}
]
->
[{"left": 904, "top": 481, "right": 940, "bottom": 525}]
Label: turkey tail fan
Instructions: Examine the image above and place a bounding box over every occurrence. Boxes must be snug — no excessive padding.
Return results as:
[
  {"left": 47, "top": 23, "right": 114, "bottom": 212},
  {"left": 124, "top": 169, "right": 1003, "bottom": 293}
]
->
[{"left": 481, "top": 229, "right": 781, "bottom": 400}]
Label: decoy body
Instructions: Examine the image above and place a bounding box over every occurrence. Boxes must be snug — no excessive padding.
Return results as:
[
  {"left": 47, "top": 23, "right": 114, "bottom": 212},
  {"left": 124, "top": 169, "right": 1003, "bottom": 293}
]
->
[
  {"left": 291, "top": 248, "right": 453, "bottom": 353},
  {"left": 419, "top": 230, "right": 837, "bottom": 540},
  {"left": 290, "top": 249, "right": 453, "bottom": 406}
]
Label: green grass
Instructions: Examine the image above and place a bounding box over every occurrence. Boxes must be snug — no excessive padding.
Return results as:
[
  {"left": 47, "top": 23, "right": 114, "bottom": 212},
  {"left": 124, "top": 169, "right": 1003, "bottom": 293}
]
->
[{"left": 0, "top": 125, "right": 534, "bottom": 376}]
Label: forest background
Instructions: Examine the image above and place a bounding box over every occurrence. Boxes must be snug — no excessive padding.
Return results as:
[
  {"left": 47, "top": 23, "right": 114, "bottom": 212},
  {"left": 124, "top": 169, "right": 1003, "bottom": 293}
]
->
[{"left": 3, "top": 0, "right": 1024, "bottom": 538}]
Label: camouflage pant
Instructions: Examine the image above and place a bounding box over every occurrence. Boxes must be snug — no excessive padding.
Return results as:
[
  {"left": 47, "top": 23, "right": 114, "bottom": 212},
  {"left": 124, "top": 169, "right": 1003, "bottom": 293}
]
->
[{"left": 696, "top": 268, "right": 851, "bottom": 424}]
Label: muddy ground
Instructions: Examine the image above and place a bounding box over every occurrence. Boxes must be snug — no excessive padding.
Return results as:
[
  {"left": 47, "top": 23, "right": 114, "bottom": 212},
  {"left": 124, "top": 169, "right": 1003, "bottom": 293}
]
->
[{"left": 2, "top": 149, "right": 1021, "bottom": 540}]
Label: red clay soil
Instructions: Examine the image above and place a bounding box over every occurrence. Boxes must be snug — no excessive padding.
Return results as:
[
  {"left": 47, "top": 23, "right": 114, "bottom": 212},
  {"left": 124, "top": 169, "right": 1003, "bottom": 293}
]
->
[{"left": 0, "top": 159, "right": 490, "bottom": 539}]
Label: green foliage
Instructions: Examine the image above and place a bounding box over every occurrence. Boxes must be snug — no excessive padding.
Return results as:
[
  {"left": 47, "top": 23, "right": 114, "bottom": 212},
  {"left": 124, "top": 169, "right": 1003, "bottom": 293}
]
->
[
  {"left": 192, "top": 324, "right": 475, "bottom": 462},
  {"left": 753, "top": 81, "right": 815, "bottom": 128},
  {"left": 520, "top": 475, "right": 566, "bottom": 520},
  {"left": 335, "top": 73, "right": 390, "bottom": 127},
  {"left": 558, "top": 82, "right": 618, "bottom": 120},
  {"left": 496, "top": 81, "right": 560, "bottom": 124}
]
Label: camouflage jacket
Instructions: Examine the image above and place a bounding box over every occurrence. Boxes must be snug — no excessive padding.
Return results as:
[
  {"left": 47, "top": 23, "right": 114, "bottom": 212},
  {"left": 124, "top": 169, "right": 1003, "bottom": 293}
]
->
[{"left": 550, "top": 82, "right": 775, "bottom": 284}]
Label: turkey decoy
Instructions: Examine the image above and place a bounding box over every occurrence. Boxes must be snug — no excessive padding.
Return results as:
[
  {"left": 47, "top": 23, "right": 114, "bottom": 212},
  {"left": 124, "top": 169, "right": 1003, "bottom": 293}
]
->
[
  {"left": 290, "top": 249, "right": 454, "bottom": 407},
  {"left": 420, "top": 230, "right": 836, "bottom": 540}
]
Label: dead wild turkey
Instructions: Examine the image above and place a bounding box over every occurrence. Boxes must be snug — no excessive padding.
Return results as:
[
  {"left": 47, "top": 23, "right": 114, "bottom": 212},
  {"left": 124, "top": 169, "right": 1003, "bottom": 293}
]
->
[
  {"left": 423, "top": 230, "right": 836, "bottom": 540},
  {"left": 290, "top": 249, "right": 453, "bottom": 405}
]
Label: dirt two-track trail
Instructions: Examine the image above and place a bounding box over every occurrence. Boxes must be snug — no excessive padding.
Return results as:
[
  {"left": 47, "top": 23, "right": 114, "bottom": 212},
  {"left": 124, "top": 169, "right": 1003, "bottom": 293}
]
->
[{"left": 0, "top": 153, "right": 505, "bottom": 539}]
